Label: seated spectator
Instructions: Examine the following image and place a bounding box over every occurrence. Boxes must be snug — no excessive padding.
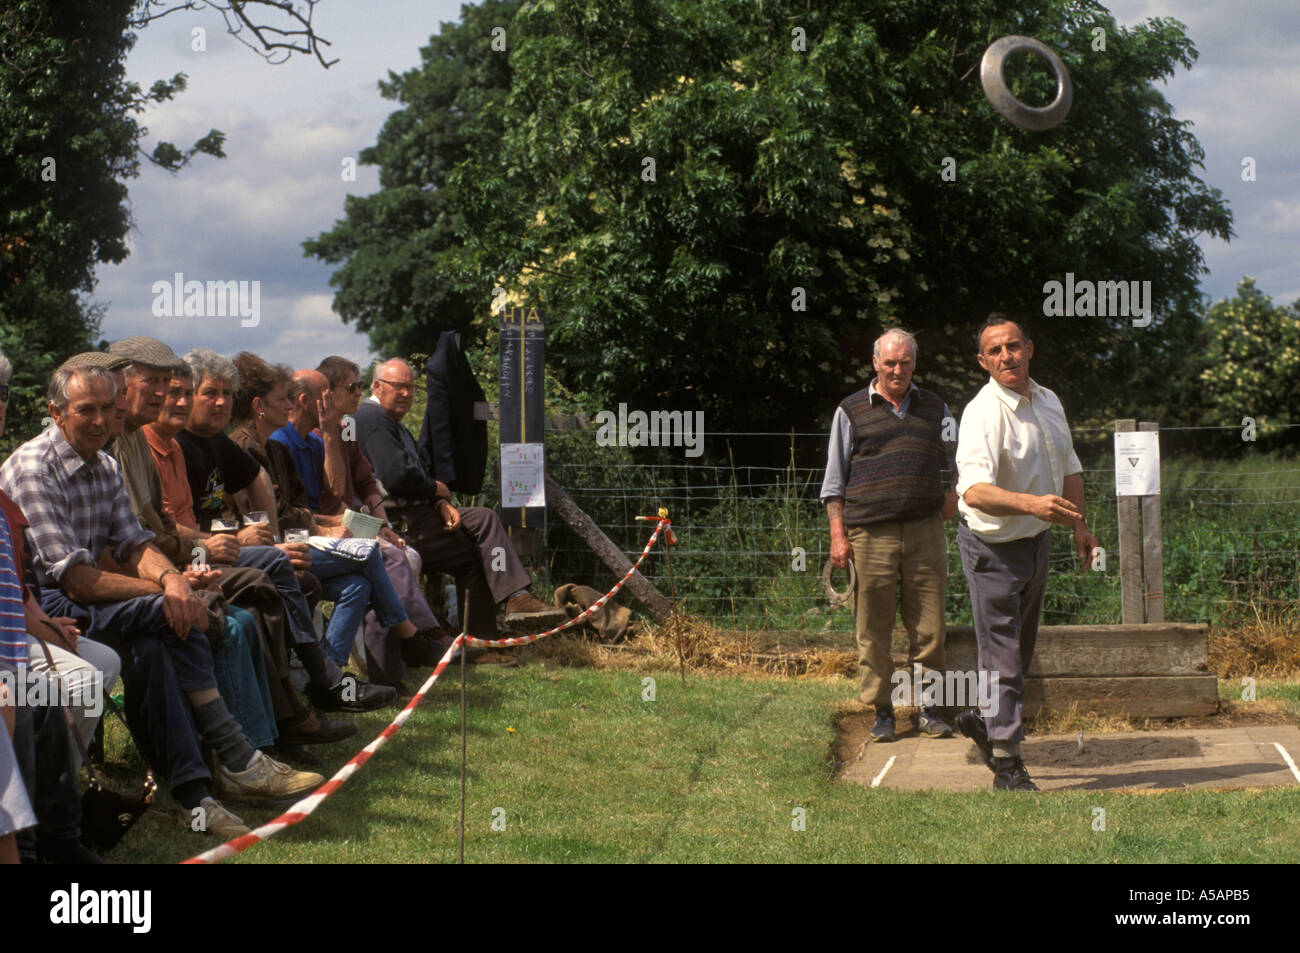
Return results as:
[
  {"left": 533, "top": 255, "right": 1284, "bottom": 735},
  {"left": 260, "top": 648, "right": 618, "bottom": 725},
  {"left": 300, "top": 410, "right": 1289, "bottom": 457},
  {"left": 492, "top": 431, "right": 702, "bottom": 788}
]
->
[
  {"left": 5, "top": 352, "right": 124, "bottom": 755},
  {"left": 355, "top": 358, "right": 561, "bottom": 637},
  {"left": 0, "top": 350, "right": 64, "bottom": 860},
  {"left": 104, "top": 340, "right": 278, "bottom": 753},
  {"left": 0, "top": 675, "right": 36, "bottom": 864},
  {"left": 0, "top": 362, "right": 325, "bottom": 840},
  {"left": 4, "top": 508, "right": 93, "bottom": 863},
  {"left": 153, "top": 351, "right": 395, "bottom": 712},
  {"left": 178, "top": 350, "right": 415, "bottom": 695},
  {"left": 317, "top": 359, "right": 451, "bottom": 655},
  {"left": 108, "top": 337, "right": 358, "bottom": 757},
  {"left": 272, "top": 364, "right": 448, "bottom": 684},
  {"left": 3, "top": 350, "right": 116, "bottom": 863}
]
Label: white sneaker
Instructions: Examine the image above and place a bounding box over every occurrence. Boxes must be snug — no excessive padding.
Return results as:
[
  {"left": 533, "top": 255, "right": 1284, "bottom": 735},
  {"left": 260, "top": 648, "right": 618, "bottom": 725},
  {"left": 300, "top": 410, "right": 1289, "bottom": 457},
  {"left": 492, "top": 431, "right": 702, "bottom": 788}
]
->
[
  {"left": 214, "top": 750, "right": 324, "bottom": 801},
  {"left": 195, "top": 796, "right": 252, "bottom": 839}
]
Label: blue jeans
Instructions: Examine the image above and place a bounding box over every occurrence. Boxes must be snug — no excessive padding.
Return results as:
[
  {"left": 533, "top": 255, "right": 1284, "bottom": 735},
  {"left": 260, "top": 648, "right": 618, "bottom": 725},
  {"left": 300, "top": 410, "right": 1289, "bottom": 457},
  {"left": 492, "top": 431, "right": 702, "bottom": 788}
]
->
[
  {"left": 309, "top": 546, "right": 409, "bottom": 667},
  {"left": 210, "top": 605, "right": 277, "bottom": 749},
  {"left": 39, "top": 589, "right": 214, "bottom": 788},
  {"left": 234, "top": 545, "right": 322, "bottom": 649}
]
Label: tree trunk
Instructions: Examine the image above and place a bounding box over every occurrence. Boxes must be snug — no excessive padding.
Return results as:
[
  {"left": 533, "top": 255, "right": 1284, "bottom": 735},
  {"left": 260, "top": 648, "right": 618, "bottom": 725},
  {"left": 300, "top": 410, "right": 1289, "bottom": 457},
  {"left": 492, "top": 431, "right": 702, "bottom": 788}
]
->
[{"left": 545, "top": 475, "right": 673, "bottom": 621}]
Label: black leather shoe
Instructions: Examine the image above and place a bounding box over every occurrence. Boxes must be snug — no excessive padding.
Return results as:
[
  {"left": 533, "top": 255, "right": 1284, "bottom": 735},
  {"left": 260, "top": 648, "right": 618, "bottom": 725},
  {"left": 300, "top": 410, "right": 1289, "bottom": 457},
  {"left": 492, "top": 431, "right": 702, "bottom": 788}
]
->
[
  {"left": 870, "top": 706, "right": 896, "bottom": 742},
  {"left": 955, "top": 709, "right": 995, "bottom": 771},
  {"left": 992, "top": 756, "right": 1039, "bottom": 791},
  {"left": 400, "top": 629, "right": 442, "bottom": 668},
  {"left": 309, "top": 674, "right": 398, "bottom": 712}
]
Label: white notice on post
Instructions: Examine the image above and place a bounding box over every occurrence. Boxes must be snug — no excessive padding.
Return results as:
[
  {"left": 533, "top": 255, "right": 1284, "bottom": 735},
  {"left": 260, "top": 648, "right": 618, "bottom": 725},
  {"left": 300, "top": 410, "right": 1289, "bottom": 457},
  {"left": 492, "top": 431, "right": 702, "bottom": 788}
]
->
[
  {"left": 501, "top": 443, "right": 546, "bottom": 508},
  {"left": 1114, "top": 431, "right": 1160, "bottom": 496}
]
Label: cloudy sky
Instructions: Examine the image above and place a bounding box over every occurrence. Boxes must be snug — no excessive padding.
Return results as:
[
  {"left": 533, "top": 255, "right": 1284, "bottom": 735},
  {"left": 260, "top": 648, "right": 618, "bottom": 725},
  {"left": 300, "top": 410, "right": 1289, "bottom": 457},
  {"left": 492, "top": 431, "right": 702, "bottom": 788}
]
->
[{"left": 92, "top": 0, "right": 1299, "bottom": 368}]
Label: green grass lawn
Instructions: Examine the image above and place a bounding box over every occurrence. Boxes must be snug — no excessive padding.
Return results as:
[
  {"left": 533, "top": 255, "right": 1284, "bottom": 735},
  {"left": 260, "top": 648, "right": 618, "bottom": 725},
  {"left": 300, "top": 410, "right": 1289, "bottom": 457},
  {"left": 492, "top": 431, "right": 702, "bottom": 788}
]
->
[{"left": 102, "top": 665, "right": 1300, "bottom": 864}]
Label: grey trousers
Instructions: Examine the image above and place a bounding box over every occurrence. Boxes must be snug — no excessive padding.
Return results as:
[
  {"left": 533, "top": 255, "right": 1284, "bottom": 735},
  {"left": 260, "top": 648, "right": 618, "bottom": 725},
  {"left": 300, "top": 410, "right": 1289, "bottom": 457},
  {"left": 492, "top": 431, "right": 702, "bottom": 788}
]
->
[
  {"left": 362, "top": 540, "right": 440, "bottom": 686},
  {"left": 956, "top": 523, "right": 1050, "bottom": 743}
]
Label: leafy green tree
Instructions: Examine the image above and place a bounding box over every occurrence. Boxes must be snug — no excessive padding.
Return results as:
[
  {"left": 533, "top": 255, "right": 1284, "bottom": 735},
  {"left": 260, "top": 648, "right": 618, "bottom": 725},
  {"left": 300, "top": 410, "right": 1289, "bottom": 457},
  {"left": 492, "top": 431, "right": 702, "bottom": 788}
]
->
[
  {"left": 0, "top": 0, "right": 333, "bottom": 453},
  {"left": 304, "top": 0, "right": 522, "bottom": 358},
  {"left": 0, "top": 1, "right": 219, "bottom": 448},
  {"left": 311, "top": 0, "right": 1231, "bottom": 446},
  {"left": 1197, "top": 277, "right": 1300, "bottom": 446}
]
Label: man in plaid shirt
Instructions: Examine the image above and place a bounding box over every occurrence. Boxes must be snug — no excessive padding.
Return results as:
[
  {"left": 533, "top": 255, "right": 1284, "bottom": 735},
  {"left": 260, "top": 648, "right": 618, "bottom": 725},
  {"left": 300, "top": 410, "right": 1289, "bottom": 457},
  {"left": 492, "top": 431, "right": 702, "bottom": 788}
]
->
[{"left": 0, "top": 361, "right": 325, "bottom": 839}]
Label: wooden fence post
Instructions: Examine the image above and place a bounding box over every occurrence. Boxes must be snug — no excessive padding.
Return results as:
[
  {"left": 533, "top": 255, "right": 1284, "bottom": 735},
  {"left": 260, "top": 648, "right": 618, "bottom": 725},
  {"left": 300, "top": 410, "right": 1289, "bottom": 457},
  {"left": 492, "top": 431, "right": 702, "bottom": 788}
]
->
[
  {"left": 1115, "top": 420, "right": 1144, "bottom": 624},
  {"left": 1138, "top": 421, "right": 1165, "bottom": 623},
  {"left": 1115, "top": 419, "right": 1164, "bottom": 624}
]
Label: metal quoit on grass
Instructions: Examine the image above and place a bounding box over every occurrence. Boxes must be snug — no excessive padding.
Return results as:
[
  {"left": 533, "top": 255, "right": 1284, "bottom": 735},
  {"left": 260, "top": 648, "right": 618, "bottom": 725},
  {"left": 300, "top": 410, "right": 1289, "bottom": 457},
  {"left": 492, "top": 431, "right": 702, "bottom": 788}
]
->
[{"left": 980, "top": 35, "right": 1073, "bottom": 131}]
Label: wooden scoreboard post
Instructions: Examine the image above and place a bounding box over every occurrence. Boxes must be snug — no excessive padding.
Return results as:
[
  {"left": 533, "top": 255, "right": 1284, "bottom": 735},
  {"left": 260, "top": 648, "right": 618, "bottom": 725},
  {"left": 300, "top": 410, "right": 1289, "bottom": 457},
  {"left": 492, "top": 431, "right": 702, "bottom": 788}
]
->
[{"left": 498, "top": 305, "right": 546, "bottom": 555}]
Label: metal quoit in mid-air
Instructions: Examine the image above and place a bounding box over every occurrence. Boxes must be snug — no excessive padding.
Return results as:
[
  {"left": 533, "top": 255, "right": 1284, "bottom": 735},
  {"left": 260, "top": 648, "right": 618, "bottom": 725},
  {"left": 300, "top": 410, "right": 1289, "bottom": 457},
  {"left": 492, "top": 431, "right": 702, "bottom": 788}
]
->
[{"left": 980, "top": 35, "right": 1073, "bottom": 131}]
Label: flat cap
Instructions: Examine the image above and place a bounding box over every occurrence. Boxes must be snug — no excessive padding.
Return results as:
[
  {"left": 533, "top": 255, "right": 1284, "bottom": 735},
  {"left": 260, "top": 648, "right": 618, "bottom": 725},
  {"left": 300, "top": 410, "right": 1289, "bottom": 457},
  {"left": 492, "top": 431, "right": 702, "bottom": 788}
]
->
[
  {"left": 59, "top": 351, "right": 131, "bottom": 372},
  {"left": 108, "top": 336, "right": 187, "bottom": 372}
]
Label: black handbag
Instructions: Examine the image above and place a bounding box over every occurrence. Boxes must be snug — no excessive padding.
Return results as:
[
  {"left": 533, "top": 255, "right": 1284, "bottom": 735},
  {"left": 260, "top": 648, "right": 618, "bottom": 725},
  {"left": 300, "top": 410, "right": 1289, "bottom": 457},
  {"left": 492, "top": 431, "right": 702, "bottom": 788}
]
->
[
  {"left": 35, "top": 632, "right": 157, "bottom": 852},
  {"left": 78, "top": 695, "right": 156, "bottom": 852}
]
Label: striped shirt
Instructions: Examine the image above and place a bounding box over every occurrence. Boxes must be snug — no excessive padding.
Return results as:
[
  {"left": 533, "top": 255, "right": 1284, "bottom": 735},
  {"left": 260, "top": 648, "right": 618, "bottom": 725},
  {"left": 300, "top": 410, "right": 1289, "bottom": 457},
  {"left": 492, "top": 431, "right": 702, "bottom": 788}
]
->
[
  {"left": 0, "top": 426, "right": 154, "bottom": 590},
  {"left": 0, "top": 509, "right": 26, "bottom": 669}
]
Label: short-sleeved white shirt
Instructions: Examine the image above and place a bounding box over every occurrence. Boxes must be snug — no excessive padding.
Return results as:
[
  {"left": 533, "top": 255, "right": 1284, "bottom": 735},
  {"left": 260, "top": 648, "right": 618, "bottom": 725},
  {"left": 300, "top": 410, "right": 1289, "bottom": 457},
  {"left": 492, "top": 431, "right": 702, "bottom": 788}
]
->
[{"left": 955, "top": 376, "right": 1082, "bottom": 542}]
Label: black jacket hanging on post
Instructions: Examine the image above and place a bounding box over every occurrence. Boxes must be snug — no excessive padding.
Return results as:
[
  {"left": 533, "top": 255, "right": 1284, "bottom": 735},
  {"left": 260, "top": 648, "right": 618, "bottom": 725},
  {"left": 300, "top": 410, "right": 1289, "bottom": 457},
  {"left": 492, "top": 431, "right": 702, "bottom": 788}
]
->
[{"left": 418, "top": 331, "right": 488, "bottom": 494}]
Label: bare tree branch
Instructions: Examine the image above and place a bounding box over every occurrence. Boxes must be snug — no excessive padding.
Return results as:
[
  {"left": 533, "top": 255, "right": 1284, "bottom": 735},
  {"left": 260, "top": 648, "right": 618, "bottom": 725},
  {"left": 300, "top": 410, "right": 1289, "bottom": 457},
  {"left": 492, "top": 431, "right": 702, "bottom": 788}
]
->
[{"left": 130, "top": 0, "right": 338, "bottom": 68}]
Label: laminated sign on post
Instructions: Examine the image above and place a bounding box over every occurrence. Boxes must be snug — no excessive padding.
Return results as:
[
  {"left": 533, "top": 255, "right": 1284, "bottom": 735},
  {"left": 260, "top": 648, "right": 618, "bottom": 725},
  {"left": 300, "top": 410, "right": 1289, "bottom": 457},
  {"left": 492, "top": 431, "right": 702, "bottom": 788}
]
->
[
  {"left": 1114, "top": 430, "right": 1160, "bottom": 496},
  {"left": 501, "top": 443, "right": 545, "bottom": 509}
]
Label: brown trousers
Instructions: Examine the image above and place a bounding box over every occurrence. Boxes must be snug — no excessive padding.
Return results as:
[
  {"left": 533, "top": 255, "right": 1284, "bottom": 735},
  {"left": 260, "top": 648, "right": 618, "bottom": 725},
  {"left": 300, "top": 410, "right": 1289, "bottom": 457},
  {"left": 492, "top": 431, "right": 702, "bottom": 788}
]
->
[{"left": 848, "top": 513, "right": 947, "bottom": 708}]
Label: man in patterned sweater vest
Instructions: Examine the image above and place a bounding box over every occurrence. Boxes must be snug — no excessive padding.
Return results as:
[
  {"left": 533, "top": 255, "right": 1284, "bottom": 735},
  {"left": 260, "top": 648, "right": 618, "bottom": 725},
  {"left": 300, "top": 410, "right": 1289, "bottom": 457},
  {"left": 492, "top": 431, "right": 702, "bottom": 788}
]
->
[{"left": 821, "top": 329, "right": 958, "bottom": 741}]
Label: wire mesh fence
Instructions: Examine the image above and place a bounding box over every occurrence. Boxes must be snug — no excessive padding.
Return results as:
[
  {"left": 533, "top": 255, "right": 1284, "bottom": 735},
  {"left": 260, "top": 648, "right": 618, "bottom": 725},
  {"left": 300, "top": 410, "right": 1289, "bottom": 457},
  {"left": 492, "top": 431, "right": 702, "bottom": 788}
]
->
[{"left": 503, "top": 427, "right": 1300, "bottom": 635}]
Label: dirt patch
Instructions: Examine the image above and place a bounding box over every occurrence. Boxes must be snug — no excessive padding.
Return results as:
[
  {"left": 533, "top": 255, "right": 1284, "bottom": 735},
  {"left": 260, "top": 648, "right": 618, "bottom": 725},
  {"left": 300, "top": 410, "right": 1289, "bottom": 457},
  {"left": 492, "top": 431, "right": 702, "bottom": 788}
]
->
[{"left": 518, "top": 619, "right": 857, "bottom": 680}]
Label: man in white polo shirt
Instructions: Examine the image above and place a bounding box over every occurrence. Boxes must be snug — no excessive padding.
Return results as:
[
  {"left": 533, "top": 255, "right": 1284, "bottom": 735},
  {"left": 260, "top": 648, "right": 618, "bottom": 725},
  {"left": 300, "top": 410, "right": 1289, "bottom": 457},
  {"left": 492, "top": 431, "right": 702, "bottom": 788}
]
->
[{"left": 953, "top": 314, "right": 1098, "bottom": 791}]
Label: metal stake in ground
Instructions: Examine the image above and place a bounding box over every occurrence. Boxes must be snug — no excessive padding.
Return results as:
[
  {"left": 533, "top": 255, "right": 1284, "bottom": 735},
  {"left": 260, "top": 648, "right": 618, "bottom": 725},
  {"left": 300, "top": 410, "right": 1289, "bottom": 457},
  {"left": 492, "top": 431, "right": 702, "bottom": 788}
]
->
[
  {"left": 459, "top": 593, "right": 469, "bottom": 865},
  {"left": 658, "top": 506, "right": 684, "bottom": 684}
]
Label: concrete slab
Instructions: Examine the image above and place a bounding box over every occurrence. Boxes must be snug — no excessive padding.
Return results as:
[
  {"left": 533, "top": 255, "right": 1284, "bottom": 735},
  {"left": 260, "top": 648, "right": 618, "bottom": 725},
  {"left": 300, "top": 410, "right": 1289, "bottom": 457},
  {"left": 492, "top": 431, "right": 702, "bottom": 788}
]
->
[{"left": 840, "top": 726, "right": 1300, "bottom": 792}]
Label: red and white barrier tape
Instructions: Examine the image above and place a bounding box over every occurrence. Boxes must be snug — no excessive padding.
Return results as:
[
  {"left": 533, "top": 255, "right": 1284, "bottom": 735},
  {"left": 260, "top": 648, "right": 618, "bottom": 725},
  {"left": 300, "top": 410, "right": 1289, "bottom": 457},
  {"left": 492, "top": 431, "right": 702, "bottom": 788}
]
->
[{"left": 182, "top": 517, "right": 671, "bottom": 864}]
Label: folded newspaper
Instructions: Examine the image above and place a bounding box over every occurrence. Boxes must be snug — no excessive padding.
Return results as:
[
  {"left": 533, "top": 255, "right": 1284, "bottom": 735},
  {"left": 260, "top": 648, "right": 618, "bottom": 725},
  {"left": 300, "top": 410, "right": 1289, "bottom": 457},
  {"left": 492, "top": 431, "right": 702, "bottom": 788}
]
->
[
  {"left": 307, "top": 536, "right": 380, "bottom": 561},
  {"left": 342, "top": 508, "right": 385, "bottom": 539}
]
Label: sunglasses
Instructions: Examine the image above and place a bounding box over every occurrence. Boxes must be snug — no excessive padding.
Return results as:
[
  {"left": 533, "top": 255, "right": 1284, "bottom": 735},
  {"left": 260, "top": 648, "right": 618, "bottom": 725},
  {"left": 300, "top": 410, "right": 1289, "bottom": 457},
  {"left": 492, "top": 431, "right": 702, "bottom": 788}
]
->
[
  {"left": 336, "top": 381, "right": 362, "bottom": 394},
  {"left": 0, "top": 384, "right": 8, "bottom": 403}
]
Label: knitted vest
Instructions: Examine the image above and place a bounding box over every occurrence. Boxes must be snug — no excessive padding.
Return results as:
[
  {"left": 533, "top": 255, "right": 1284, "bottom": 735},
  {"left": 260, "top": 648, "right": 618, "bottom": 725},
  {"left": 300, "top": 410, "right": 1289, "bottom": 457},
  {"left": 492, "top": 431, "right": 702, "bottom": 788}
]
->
[{"left": 840, "top": 385, "right": 946, "bottom": 525}]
